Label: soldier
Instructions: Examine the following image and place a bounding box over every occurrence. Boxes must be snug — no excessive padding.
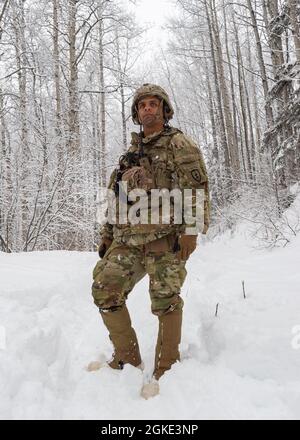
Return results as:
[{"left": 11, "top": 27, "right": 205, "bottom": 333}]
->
[{"left": 90, "top": 84, "right": 210, "bottom": 399}]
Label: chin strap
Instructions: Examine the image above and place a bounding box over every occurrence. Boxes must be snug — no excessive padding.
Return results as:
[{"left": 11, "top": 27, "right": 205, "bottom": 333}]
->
[{"left": 155, "top": 99, "right": 164, "bottom": 122}]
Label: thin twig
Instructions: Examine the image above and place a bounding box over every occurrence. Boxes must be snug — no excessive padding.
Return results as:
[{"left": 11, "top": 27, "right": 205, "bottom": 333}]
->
[
  {"left": 242, "top": 280, "right": 246, "bottom": 299},
  {"left": 215, "top": 303, "right": 219, "bottom": 317}
]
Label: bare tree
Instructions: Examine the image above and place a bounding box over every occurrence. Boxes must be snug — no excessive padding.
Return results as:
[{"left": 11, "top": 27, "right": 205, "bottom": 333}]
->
[{"left": 288, "top": 0, "right": 300, "bottom": 63}]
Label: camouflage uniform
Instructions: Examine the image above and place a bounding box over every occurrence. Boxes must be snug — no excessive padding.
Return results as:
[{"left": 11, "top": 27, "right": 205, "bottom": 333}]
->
[
  {"left": 93, "top": 234, "right": 187, "bottom": 316},
  {"left": 92, "top": 127, "right": 210, "bottom": 313},
  {"left": 91, "top": 84, "right": 210, "bottom": 381}
]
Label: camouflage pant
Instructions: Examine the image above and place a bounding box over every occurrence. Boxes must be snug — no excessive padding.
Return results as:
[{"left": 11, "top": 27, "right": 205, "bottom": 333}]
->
[{"left": 92, "top": 234, "right": 187, "bottom": 316}]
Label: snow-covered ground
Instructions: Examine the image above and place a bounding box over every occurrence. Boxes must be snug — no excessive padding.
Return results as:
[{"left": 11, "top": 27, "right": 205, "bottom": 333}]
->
[{"left": 1, "top": 224, "right": 300, "bottom": 419}]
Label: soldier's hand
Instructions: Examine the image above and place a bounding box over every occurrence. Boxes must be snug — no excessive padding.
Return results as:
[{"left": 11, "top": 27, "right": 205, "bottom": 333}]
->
[
  {"left": 98, "top": 237, "right": 113, "bottom": 259},
  {"left": 176, "top": 234, "right": 197, "bottom": 261}
]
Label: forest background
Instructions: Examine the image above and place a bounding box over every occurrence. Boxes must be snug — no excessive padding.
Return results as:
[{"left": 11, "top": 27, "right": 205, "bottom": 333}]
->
[{"left": 0, "top": 0, "right": 299, "bottom": 253}]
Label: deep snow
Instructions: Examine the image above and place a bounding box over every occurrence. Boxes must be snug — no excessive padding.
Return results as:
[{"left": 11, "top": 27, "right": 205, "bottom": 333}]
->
[{"left": 1, "top": 225, "right": 300, "bottom": 420}]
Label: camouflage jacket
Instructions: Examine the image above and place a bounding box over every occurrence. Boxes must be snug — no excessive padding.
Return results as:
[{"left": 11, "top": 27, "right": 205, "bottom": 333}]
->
[{"left": 100, "top": 127, "right": 210, "bottom": 245}]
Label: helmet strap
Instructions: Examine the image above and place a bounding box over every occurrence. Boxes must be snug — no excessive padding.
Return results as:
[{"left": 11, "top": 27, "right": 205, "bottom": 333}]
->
[{"left": 155, "top": 98, "right": 164, "bottom": 122}]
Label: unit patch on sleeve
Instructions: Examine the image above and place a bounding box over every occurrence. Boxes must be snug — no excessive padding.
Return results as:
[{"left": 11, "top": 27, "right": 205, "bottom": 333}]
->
[{"left": 191, "top": 169, "right": 201, "bottom": 182}]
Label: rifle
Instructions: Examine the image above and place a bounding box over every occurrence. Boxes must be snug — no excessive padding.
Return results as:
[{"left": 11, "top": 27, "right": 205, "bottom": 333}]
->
[{"left": 114, "top": 133, "right": 152, "bottom": 195}]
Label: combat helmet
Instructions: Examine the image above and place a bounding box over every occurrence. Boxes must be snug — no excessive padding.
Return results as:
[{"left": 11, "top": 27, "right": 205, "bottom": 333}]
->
[{"left": 131, "top": 83, "right": 174, "bottom": 125}]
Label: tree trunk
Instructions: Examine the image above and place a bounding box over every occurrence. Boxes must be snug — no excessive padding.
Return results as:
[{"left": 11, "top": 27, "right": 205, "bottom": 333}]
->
[
  {"left": 288, "top": 0, "right": 300, "bottom": 63},
  {"left": 265, "top": 0, "right": 285, "bottom": 74},
  {"left": 53, "top": 0, "right": 63, "bottom": 141},
  {"left": 223, "top": 3, "right": 239, "bottom": 168},
  {"left": 98, "top": 15, "right": 106, "bottom": 186},
  {"left": 68, "top": 0, "right": 80, "bottom": 153},
  {"left": 234, "top": 20, "right": 252, "bottom": 182},
  {"left": 246, "top": 0, "right": 274, "bottom": 128},
  {"left": 211, "top": 0, "right": 240, "bottom": 177},
  {"left": 13, "top": 0, "right": 29, "bottom": 248},
  {"left": 204, "top": 0, "right": 231, "bottom": 188},
  {"left": 115, "top": 32, "right": 127, "bottom": 151},
  {"left": 247, "top": 26, "right": 261, "bottom": 153}
]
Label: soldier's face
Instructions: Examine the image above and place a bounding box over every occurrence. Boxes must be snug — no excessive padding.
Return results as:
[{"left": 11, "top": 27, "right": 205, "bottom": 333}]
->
[{"left": 137, "top": 96, "right": 164, "bottom": 127}]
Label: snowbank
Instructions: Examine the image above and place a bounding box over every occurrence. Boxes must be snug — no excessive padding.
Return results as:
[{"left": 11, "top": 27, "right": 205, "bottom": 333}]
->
[{"left": 1, "top": 227, "right": 300, "bottom": 419}]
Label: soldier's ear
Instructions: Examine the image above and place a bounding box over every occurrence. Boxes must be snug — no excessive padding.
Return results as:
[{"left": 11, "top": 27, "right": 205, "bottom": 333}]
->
[{"left": 164, "top": 103, "right": 170, "bottom": 113}]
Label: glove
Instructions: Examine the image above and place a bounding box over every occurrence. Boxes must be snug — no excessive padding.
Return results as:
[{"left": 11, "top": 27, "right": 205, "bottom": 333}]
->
[
  {"left": 98, "top": 237, "right": 113, "bottom": 258},
  {"left": 176, "top": 234, "right": 197, "bottom": 261},
  {"left": 121, "top": 166, "right": 153, "bottom": 191}
]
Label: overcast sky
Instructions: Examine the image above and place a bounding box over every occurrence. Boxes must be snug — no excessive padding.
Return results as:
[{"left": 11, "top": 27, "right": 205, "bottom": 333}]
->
[
  {"left": 134, "top": 0, "right": 172, "bottom": 27},
  {"left": 124, "top": 0, "right": 177, "bottom": 79},
  {"left": 129, "top": 0, "right": 175, "bottom": 46}
]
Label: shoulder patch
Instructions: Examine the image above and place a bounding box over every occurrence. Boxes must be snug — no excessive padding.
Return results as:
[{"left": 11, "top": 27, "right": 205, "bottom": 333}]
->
[{"left": 191, "top": 169, "right": 201, "bottom": 182}]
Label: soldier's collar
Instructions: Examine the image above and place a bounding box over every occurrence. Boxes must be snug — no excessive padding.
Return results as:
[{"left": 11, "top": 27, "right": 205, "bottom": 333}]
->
[
  {"left": 142, "top": 129, "right": 165, "bottom": 144},
  {"left": 130, "top": 127, "right": 179, "bottom": 145}
]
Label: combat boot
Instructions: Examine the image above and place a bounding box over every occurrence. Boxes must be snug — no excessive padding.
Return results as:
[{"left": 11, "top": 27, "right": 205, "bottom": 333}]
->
[
  {"left": 100, "top": 305, "right": 142, "bottom": 369},
  {"left": 140, "top": 308, "right": 182, "bottom": 399},
  {"left": 153, "top": 308, "right": 182, "bottom": 380}
]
